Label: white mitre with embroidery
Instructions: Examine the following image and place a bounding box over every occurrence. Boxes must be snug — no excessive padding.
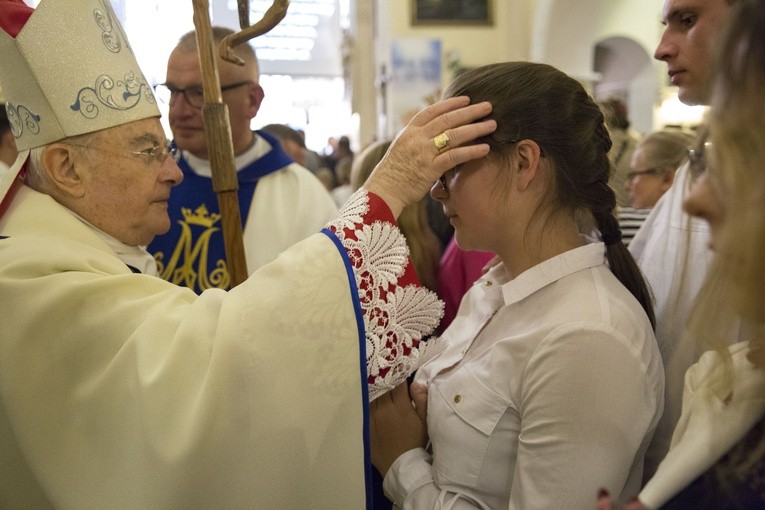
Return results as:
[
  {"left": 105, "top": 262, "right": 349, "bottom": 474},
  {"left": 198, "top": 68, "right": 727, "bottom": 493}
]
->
[{"left": 0, "top": 0, "right": 158, "bottom": 202}]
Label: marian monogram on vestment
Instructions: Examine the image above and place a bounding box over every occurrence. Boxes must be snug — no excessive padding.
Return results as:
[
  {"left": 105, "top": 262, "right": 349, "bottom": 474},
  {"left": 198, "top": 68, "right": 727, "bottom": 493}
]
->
[{"left": 153, "top": 204, "right": 231, "bottom": 290}]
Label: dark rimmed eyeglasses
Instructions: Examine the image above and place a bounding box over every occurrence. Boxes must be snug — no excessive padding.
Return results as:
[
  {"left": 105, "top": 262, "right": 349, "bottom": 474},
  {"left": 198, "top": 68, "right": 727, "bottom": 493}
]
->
[
  {"left": 65, "top": 140, "right": 178, "bottom": 167},
  {"left": 626, "top": 168, "right": 666, "bottom": 180},
  {"left": 153, "top": 80, "right": 252, "bottom": 109}
]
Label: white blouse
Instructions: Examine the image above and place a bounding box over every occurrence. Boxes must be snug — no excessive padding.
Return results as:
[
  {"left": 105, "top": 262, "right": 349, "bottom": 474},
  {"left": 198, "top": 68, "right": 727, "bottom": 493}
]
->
[{"left": 384, "top": 243, "right": 665, "bottom": 509}]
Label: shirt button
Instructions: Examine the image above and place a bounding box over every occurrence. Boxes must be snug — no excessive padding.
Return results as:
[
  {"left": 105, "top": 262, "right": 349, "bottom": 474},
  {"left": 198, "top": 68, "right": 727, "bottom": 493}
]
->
[
  {"left": 454, "top": 394, "right": 462, "bottom": 403},
  {"left": 484, "top": 280, "right": 493, "bottom": 286}
]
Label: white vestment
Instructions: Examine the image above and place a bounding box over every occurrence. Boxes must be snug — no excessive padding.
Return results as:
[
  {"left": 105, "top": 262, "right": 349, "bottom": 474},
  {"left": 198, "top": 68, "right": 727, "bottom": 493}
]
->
[{"left": 0, "top": 186, "right": 441, "bottom": 509}]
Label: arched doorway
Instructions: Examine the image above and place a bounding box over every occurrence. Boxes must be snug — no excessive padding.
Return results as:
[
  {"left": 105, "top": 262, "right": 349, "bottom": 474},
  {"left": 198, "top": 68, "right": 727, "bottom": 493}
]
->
[
  {"left": 594, "top": 36, "right": 656, "bottom": 134},
  {"left": 530, "top": 0, "right": 665, "bottom": 135}
]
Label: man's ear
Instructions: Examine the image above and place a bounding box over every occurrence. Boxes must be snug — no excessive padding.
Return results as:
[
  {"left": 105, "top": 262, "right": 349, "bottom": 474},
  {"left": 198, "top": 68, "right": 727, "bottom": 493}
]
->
[
  {"left": 513, "top": 140, "right": 544, "bottom": 191},
  {"left": 42, "top": 144, "right": 86, "bottom": 198},
  {"left": 248, "top": 82, "right": 265, "bottom": 117}
]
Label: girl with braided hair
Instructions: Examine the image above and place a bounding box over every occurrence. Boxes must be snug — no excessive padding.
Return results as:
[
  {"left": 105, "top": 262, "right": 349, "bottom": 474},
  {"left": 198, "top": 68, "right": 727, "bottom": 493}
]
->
[{"left": 370, "top": 62, "right": 663, "bottom": 510}]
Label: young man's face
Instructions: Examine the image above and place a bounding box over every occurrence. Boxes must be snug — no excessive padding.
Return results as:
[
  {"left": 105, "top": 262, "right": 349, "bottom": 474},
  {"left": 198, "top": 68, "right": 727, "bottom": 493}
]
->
[{"left": 654, "top": 0, "right": 736, "bottom": 106}]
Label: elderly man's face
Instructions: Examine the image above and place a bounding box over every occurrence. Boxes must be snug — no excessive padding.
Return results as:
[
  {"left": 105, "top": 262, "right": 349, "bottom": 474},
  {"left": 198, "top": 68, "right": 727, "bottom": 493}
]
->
[{"left": 73, "top": 118, "right": 183, "bottom": 246}]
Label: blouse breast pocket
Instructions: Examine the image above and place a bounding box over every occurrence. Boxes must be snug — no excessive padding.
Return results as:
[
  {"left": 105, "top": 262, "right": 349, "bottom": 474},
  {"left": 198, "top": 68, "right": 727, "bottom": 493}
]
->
[{"left": 428, "top": 365, "right": 509, "bottom": 488}]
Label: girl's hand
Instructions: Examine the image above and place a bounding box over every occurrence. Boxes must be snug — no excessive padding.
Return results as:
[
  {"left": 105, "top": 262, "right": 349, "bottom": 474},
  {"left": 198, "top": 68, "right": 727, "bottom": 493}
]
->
[{"left": 370, "top": 383, "right": 428, "bottom": 476}]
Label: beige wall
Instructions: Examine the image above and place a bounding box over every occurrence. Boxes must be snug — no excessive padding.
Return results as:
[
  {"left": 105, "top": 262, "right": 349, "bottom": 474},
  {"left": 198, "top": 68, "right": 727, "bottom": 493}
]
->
[
  {"left": 594, "top": 0, "right": 666, "bottom": 133},
  {"left": 596, "top": 0, "right": 664, "bottom": 52},
  {"left": 354, "top": 0, "right": 536, "bottom": 145},
  {"left": 384, "top": 0, "right": 533, "bottom": 80},
  {"left": 354, "top": 0, "right": 672, "bottom": 143}
]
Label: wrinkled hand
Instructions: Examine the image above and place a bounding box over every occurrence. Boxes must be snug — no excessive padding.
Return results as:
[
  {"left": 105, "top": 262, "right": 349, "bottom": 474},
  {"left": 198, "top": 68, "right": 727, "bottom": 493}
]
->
[
  {"left": 370, "top": 383, "right": 428, "bottom": 477},
  {"left": 365, "top": 96, "right": 496, "bottom": 218}
]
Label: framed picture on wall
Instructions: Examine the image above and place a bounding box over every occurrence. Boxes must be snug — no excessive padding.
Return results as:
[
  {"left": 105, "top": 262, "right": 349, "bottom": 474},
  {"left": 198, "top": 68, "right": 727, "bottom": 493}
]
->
[{"left": 411, "top": 0, "right": 493, "bottom": 26}]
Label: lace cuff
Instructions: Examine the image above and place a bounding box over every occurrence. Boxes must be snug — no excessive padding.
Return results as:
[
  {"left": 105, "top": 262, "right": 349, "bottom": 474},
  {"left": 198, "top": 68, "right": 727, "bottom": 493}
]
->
[{"left": 326, "top": 188, "right": 443, "bottom": 401}]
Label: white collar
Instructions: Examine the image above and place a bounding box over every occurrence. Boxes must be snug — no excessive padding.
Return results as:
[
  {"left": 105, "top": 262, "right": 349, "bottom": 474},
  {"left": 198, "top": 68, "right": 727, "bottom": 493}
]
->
[
  {"left": 180, "top": 133, "right": 272, "bottom": 177},
  {"left": 72, "top": 213, "right": 158, "bottom": 276},
  {"left": 494, "top": 242, "right": 606, "bottom": 306}
]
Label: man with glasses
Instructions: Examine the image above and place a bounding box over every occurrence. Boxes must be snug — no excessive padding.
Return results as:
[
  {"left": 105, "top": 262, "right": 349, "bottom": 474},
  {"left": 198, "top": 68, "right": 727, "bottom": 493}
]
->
[
  {"left": 0, "top": 0, "right": 499, "bottom": 507},
  {"left": 148, "top": 26, "right": 337, "bottom": 293},
  {"left": 631, "top": 0, "right": 742, "bottom": 482}
]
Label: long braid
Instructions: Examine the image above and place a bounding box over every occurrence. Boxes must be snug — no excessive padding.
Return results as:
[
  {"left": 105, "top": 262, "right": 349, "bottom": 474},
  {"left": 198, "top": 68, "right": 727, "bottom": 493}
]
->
[
  {"left": 578, "top": 104, "right": 656, "bottom": 329},
  {"left": 556, "top": 79, "right": 656, "bottom": 329},
  {"left": 589, "top": 182, "right": 656, "bottom": 328}
]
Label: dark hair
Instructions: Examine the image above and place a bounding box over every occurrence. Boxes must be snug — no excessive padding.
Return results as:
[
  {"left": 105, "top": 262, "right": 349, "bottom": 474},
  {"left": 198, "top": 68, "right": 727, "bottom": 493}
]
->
[
  {"left": 444, "top": 62, "right": 655, "bottom": 328},
  {"left": 260, "top": 123, "right": 306, "bottom": 148},
  {"left": 599, "top": 98, "right": 631, "bottom": 131},
  {"left": 338, "top": 136, "right": 352, "bottom": 152}
]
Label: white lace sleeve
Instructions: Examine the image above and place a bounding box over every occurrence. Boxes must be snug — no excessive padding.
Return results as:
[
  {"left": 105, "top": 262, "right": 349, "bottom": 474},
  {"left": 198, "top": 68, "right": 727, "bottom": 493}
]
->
[{"left": 326, "top": 189, "right": 443, "bottom": 401}]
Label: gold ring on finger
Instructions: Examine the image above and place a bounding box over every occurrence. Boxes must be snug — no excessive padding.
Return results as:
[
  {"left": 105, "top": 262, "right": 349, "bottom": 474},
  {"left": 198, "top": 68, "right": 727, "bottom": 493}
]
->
[{"left": 434, "top": 132, "right": 450, "bottom": 152}]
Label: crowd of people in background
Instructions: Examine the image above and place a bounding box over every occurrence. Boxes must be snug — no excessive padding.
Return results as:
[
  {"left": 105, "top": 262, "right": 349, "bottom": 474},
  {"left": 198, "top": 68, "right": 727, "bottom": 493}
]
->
[{"left": 260, "top": 124, "right": 359, "bottom": 207}]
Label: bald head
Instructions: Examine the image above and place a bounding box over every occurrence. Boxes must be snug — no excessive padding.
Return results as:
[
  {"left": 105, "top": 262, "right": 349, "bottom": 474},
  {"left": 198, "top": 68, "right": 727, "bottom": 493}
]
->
[{"left": 175, "top": 26, "right": 260, "bottom": 82}]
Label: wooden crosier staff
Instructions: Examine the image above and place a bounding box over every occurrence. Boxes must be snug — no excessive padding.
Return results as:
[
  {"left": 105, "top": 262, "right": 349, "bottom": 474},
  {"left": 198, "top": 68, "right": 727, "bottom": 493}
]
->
[
  {"left": 221, "top": 1, "right": 289, "bottom": 66},
  {"left": 189, "top": 0, "right": 289, "bottom": 288}
]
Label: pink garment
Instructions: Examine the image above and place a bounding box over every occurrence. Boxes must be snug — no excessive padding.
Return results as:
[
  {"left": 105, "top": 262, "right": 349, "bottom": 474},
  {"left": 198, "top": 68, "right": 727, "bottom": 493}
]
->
[{"left": 436, "top": 236, "right": 494, "bottom": 332}]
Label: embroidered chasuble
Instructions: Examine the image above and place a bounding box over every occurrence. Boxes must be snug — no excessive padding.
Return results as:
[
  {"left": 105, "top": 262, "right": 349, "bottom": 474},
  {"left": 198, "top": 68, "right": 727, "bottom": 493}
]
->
[
  {"left": 0, "top": 0, "right": 441, "bottom": 507},
  {"left": 0, "top": 185, "right": 442, "bottom": 509}
]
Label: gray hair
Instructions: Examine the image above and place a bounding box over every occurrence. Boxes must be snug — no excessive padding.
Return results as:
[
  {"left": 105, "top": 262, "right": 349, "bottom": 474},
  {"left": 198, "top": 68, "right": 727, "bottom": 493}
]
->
[
  {"left": 25, "top": 131, "right": 101, "bottom": 193},
  {"left": 638, "top": 129, "right": 694, "bottom": 172},
  {"left": 26, "top": 145, "right": 49, "bottom": 192}
]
